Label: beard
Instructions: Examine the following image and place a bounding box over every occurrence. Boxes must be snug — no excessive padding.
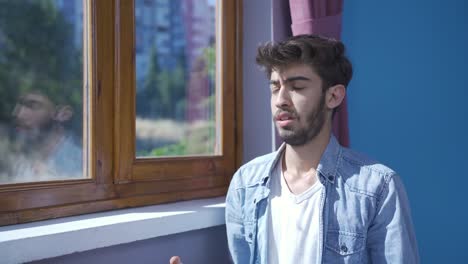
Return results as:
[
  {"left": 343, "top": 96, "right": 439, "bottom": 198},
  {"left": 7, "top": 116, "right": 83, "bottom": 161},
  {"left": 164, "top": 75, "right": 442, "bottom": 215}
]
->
[
  {"left": 12, "top": 120, "right": 56, "bottom": 152},
  {"left": 274, "top": 93, "right": 327, "bottom": 146}
]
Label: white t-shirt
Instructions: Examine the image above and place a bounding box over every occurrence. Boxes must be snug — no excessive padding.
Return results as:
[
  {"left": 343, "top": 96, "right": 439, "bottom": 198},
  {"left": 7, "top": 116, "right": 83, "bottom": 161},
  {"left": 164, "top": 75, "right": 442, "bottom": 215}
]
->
[
  {"left": 267, "top": 158, "right": 324, "bottom": 264},
  {"left": 4, "top": 135, "right": 82, "bottom": 183}
]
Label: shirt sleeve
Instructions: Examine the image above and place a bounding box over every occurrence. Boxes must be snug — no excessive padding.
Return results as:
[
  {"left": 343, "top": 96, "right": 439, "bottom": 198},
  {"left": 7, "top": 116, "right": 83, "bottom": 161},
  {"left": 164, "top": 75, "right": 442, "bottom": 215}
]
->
[
  {"left": 367, "top": 174, "right": 420, "bottom": 263},
  {"left": 225, "top": 169, "right": 252, "bottom": 264}
]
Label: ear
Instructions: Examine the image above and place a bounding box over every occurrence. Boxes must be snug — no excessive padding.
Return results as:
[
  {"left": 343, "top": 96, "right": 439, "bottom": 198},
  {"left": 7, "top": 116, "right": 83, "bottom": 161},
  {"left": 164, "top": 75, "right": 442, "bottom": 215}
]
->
[
  {"left": 53, "top": 105, "right": 74, "bottom": 122},
  {"left": 325, "top": 84, "right": 346, "bottom": 110}
]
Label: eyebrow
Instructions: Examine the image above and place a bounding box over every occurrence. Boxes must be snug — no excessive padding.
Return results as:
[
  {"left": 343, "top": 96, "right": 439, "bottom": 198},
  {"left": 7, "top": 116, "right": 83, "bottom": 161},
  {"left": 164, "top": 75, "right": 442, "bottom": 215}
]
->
[
  {"left": 18, "top": 97, "right": 45, "bottom": 106},
  {"left": 269, "top": 76, "right": 311, "bottom": 85}
]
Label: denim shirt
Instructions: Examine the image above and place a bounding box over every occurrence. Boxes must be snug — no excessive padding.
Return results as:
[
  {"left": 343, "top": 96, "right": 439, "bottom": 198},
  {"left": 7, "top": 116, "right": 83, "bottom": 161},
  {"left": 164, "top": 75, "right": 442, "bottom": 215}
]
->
[{"left": 225, "top": 136, "right": 419, "bottom": 263}]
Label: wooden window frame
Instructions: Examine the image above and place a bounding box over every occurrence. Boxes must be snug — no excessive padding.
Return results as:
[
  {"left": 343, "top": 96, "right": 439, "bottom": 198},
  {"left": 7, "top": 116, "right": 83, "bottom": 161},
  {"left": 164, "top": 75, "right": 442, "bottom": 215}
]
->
[{"left": 0, "top": 0, "right": 242, "bottom": 226}]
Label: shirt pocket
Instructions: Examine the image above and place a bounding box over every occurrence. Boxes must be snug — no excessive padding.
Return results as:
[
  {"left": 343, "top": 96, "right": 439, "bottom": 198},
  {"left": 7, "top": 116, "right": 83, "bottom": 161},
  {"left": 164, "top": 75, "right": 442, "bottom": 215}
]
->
[
  {"left": 243, "top": 221, "right": 255, "bottom": 244},
  {"left": 325, "top": 230, "right": 366, "bottom": 256}
]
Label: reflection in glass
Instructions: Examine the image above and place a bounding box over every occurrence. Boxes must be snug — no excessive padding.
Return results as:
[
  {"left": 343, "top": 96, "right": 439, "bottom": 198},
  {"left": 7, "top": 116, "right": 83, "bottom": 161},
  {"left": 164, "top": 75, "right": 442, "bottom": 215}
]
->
[
  {"left": 0, "top": 0, "right": 84, "bottom": 183},
  {"left": 135, "top": 0, "right": 218, "bottom": 157}
]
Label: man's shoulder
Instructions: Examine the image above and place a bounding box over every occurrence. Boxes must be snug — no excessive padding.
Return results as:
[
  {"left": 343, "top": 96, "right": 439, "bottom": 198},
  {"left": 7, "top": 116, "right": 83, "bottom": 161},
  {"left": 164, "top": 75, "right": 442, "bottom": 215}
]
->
[
  {"left": 49, "top": 134, "right": 83, "bottom": 175},
  {"left": 341, "top": 147, "right": 396, "bottom": 175},
  {"left": 241, "top": 151, "right": 278, "bottom": 169},
  {"left": 232, "top": 151, "right": 278, "bottom": 188},
  {"left": 337, "top": 147, "right": 397, "bottom": 198}
]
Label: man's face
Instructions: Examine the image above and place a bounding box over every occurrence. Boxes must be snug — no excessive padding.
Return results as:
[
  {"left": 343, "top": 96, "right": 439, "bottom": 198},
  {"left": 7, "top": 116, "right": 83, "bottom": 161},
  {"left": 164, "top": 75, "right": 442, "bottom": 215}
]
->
[
  {"left": 11, "top": 92, "right": 56, "bottom": 143},
  {"left": 270, "top": 64, "right": 328, "bottom": 146}
]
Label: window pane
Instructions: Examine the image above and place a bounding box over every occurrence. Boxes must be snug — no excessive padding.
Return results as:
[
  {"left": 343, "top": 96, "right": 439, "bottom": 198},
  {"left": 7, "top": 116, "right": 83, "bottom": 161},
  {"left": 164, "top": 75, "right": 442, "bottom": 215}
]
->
[
  {"left": 135, "top": 0, "right": 219, "bottom": 158},
  {"left": 0, "top": 0, "right": 85, "bottom": 183}
]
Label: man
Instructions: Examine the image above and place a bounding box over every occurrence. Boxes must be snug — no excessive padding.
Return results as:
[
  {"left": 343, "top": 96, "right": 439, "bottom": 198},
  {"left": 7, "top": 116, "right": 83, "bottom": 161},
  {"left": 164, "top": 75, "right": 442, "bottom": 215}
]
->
[
  {"left": 224, "top": 35, "right": 419, "bottom": 263},
  {"left": 2, "top": 87, "right": 82, "bottom": 183}
]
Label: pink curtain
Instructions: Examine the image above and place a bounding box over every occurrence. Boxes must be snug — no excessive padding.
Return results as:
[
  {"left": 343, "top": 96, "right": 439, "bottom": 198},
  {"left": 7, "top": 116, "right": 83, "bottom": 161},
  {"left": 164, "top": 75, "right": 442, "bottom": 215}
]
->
[{"left": 289, "top": 0, "right": 350, "bottom": 147}]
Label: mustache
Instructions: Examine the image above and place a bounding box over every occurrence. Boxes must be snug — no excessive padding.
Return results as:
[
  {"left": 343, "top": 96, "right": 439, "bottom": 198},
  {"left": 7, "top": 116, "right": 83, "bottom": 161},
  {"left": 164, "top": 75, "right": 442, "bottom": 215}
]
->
[
  {"left": 13, "top": 120, "right": 29, "bottom": 129},
  {"left": 273, "top": 108, "right": 298, "bottom": 119}
]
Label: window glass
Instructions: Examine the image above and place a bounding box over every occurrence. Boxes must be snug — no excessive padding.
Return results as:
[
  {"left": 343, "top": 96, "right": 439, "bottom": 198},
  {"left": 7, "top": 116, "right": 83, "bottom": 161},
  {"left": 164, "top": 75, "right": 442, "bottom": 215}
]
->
[
  {"left": 0, "top": 0, "right": 84, "bottom": 183},
  {"left": 135, "top": 0, "right": 219, "bottom": 157}
]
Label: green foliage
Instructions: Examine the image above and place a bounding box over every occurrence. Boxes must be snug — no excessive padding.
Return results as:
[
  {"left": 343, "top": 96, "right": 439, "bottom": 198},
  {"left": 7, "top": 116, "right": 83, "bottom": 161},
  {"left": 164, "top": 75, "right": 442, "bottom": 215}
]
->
[
  {"left": 136, "top": 48, "right": 187, "bottom": 120},
  {"left": 203, "top": 45, "right": 216, "bottom": 82},
  {"left": 135, "top": 38, "right": 217, "bottom": 157},
  {"left": 141, "top": 120, "right": 215, "bottom": 157},
  {"left": 149, "top": 140, "right": 188, "bottom": 156},
  {"left": 0, "top": 0, "right": 82, "bottom": 132},
  {"left": 185, "top": 120, "right": 216, "bottom": 155}
]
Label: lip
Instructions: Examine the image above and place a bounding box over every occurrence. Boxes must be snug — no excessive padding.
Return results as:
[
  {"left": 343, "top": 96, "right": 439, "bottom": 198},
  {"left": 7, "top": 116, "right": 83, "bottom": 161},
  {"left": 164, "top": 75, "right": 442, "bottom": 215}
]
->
[
  {"left": 275, "top": 112, "right": 295, "bottom": 127},
  {"left": 14, "top": 124, "right": 29, "bottom": 132},
  {"left": 277, "top": 119, "right": 294, "bottom": 127}
]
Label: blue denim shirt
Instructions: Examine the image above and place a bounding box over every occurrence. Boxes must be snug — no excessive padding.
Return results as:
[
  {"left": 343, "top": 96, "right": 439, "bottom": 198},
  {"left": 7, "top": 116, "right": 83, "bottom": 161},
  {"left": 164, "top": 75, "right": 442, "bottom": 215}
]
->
[{"left": 226, "top": 136, "right": 419, "bottom": 263}]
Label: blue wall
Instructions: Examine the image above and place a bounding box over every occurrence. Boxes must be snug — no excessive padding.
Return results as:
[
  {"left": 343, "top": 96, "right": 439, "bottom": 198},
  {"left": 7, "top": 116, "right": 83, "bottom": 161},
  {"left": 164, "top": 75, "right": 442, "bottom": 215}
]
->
[{"left": 342, "top": 0, "right": 468, "bottom": 262}]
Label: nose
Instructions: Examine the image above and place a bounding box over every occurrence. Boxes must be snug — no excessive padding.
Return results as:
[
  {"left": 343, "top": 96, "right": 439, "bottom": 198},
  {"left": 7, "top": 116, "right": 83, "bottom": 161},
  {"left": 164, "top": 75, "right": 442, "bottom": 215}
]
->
[
  {"left": 275, "top": 86, "right": 291, "bottom": 109},
  {"left": 12, "top": 104, "right": 20, "bottom": 117},
  {"left": 12, "top": 104, "right": 25, "bottom": 119}
]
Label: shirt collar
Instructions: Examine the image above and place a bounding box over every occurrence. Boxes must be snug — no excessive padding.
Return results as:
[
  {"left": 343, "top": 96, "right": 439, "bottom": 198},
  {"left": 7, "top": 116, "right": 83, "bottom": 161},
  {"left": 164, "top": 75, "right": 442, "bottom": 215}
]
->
[
  {"left": 263, "top": 135, "right": 342, "bottom": 185},
  {"left": 316, "top": 135, "right": 341, "bottom": 183}
]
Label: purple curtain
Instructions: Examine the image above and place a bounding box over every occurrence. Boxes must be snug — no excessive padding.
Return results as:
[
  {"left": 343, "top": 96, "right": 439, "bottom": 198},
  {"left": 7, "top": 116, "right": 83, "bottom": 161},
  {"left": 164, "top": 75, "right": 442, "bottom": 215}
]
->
[{"left": 289, "top": 0, "right": 350, "bottom": 147}]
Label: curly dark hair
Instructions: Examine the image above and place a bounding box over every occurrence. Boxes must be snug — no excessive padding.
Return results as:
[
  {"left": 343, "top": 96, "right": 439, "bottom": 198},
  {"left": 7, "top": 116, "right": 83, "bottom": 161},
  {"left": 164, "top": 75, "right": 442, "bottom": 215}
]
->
[{"left": 256, "top": 34, "right": 353, "bottom": 91}]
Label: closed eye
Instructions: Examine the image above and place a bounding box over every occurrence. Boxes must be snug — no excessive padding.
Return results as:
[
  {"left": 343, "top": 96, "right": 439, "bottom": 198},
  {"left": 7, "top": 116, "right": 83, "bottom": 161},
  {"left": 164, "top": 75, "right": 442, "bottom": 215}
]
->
[
  {"left": 292, "top": 86, "right": 305, "bottom": 91},
  {"left": 270, "top": 84, "right": 280, "bottom": 93}
]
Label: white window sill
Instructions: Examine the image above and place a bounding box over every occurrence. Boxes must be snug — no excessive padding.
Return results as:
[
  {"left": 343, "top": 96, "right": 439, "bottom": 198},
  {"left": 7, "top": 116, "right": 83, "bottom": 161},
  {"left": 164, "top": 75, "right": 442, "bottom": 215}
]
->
[{"left": 0, "top": 197, "right": 226, "bottom": 264}]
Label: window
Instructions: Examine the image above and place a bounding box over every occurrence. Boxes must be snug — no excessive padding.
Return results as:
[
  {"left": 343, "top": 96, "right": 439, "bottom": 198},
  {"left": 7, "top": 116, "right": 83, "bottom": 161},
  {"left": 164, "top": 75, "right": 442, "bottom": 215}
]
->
[
  {"left": 135, "top": 0, "right": 218, "bottom": 158},
  {"left": 0, "top": 0, "right": 242, "bottom": 225},
  {"left": 0, "top": 0, "right": 85, "bottom": 184}
]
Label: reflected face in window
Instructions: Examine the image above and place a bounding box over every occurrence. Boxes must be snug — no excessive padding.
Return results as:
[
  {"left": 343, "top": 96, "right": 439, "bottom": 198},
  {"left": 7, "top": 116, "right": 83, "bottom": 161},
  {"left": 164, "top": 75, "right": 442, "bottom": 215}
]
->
[{"left": 11, "top": 92, "right": 56, "bottom": 142}]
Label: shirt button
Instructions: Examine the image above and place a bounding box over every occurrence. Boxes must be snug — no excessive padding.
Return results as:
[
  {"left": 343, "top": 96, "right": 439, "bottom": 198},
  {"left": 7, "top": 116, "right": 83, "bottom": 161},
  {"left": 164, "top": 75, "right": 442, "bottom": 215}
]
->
[
  {"left": 340, "top": 245, "right": 348, "bottom": 253},
  {"left": 253, "top": 199, "right": 256, "bottom": 204},
  {"left": 248, "top": 233, "right": 253, "bottom": 238}
]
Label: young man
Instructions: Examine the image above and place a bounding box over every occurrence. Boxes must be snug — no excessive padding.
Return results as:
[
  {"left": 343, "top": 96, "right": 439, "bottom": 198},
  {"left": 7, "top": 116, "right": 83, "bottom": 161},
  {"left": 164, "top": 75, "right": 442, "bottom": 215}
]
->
[
  {"left": 225, "top": 35, "right": 419, "bottom": 263},
  {"left": 2, "top": 88, "right": 82, "bottom": 183}
]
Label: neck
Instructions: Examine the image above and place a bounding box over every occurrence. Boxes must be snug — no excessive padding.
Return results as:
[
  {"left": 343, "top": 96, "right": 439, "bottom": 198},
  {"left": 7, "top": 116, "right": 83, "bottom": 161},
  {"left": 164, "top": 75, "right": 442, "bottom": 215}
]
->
[
  {"left": 34, "top": 125, "right": 66, "bottom": 160},
  {"left": 283, "top": 121, "right": 332, "bottom": 178}
]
